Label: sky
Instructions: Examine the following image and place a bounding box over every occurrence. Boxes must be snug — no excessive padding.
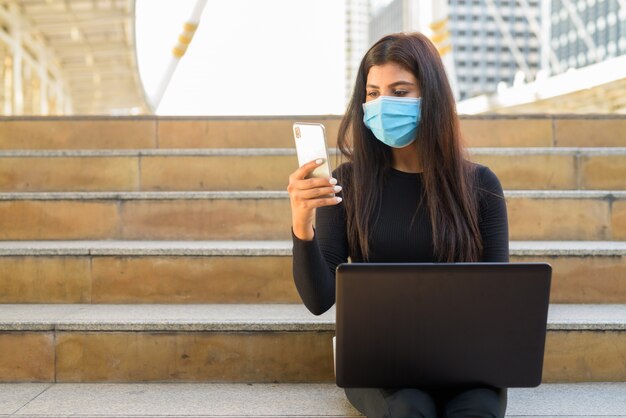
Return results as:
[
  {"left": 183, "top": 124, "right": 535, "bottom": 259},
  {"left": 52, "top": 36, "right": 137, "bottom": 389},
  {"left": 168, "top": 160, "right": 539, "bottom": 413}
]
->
[{"left": 135, "top": 0, "right": 347, "bottom": 116}]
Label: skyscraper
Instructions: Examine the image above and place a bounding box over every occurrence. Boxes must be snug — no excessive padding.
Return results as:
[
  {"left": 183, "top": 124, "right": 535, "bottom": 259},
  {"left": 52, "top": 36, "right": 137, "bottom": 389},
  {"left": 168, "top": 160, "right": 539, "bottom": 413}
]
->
[
  {"left": 369, "top": 0, "right": 420, "bottom": 45},
  {"left": 448, "top": 0, "right": 542, "bottom": 100}
]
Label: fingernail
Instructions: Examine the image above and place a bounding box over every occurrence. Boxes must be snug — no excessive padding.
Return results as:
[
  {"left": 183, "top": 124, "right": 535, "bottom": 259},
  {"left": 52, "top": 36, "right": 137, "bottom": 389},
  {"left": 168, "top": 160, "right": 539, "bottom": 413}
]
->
[
  {"left": 336, "top": 197, "right": 343, "bottom": 203},
  {"left": 329, "top": 178, "right": 337, "bottom": 185},
  {"left": 333, "top": 185, "right": 342, "bottom": 193},
  {"left": 315, "top": 158, "right": 324, "bottom": 164}
]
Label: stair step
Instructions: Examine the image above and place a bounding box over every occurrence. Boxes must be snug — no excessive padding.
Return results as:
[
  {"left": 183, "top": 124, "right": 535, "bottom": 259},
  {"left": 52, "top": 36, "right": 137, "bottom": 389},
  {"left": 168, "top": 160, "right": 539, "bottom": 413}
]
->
[
  {"left": 0, "top": 116, "right": 339, "bottom": 150},
  {"left": 2, "top": 239, "right": 625, "bottom": 256},
  {"left": 461, "top": 114, "right": 626, "bottom": 147},
  {"left": 0, "top": 116, "right": 159, "bottom": 149},
  {"left": 0, "top": 240, "right": 624, "bottom": 304},
  {"left": 1, "top": 303, "right": 623, "bottom": 332},
  {"left": 0, "top": 304, "right": 624, "bottom": 383},
  {"left": 1, "top": 148, "right": 625, "bottom": 191},
  {"left": 0, "top": 191, "right": 624, "bottom": 241},
  {"left": 1, "top": 382, "right": 625, "bottom": 417},
  {"left": 2, "top": 115, "right": 626, "bottom": 148},
  {"left": 0, "top": 239, "right": 293, "bottom": 256}
]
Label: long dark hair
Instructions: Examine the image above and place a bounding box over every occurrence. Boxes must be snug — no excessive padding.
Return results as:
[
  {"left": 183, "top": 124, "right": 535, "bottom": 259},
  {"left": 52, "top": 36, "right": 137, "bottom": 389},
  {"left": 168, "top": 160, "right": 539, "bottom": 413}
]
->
[{"left": 336, "top": 32, "right": 483, "bottom": 262}]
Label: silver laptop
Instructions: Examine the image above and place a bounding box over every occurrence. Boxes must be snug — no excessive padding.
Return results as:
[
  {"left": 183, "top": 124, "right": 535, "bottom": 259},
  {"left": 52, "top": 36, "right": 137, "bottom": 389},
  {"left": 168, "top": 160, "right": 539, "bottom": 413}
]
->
[{"left": 335, "top": 262, "right": 552, "bottom": 388}]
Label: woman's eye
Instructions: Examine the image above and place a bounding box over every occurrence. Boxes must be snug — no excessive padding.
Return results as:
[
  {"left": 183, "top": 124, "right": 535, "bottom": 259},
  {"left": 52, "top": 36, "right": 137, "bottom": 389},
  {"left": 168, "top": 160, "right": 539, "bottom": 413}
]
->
[
  {"left": 394, "top": 90, "right": 408, "bottom": 96},
  {"left": 367, "top": 91, "right": 379, "bottom": 97}
]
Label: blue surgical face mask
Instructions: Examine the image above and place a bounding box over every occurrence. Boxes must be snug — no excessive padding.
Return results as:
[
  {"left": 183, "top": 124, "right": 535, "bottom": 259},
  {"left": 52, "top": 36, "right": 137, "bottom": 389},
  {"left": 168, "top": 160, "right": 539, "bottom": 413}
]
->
[{"left": 362, "top": 96, "right": 422, "bottom": 148}]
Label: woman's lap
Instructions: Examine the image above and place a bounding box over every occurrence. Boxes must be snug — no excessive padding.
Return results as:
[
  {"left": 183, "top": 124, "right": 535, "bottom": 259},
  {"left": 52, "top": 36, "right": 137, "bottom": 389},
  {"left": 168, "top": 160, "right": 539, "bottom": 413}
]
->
[{"left": 344, "top": 386, "right": 507, "bottom": 418}]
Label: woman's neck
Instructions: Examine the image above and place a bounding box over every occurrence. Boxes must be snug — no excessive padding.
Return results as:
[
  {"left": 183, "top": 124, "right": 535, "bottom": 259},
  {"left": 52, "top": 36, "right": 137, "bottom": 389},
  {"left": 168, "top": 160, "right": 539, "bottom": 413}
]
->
[{"left": 391, "top": 142, "right": 423, "bottom": 173}]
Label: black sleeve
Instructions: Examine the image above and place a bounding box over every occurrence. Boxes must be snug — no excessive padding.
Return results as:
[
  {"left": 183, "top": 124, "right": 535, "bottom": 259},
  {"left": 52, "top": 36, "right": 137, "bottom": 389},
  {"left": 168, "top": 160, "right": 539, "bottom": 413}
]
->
[
  {"left": 291, "top": 167, "right": 350, "bottom": 315},
  {"left": 476, "top": 165, "right": 510, "bottom": 262}
]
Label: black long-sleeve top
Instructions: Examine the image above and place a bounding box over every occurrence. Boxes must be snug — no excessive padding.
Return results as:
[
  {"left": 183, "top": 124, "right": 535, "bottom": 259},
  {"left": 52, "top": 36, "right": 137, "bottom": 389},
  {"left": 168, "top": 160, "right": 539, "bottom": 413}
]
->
[{"left": 292, "top": 163, "right": 509, "bottom": 316}]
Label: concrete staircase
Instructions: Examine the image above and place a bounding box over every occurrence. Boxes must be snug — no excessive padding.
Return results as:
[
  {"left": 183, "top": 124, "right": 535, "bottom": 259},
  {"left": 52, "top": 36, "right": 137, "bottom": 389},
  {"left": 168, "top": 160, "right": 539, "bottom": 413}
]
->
[{"left": 0, "top": 115, "right": 625, "bottom": 417}]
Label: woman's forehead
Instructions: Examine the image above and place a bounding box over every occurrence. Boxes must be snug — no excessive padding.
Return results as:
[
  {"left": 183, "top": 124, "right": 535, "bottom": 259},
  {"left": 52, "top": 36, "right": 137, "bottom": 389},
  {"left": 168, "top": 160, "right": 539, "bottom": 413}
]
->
[{"left": 366, "top": 62, "right": 417, "bottom": 84}]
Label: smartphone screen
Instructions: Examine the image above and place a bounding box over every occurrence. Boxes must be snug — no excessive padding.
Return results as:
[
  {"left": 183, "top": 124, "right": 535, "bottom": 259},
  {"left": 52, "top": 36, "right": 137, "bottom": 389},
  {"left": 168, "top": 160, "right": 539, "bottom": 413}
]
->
[{"left": 293, "top": 122, "right": 332, "bottom": 179}]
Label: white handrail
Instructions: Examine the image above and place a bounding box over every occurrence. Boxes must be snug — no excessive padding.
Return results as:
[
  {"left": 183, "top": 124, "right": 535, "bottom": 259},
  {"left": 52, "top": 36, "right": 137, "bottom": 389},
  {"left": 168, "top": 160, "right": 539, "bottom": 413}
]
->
[{"left": 151, "top": 0, "right": 208, "bottom": 111}]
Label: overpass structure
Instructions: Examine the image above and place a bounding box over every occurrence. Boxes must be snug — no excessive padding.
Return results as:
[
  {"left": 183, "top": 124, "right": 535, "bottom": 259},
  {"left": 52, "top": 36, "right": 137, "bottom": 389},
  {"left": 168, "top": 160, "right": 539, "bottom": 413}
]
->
[
  {"left": 0, "top": 0, "right": 148, "bottom": 115},
  {"left": 457, "top": 53, "right": 626, "bottom": 114}
]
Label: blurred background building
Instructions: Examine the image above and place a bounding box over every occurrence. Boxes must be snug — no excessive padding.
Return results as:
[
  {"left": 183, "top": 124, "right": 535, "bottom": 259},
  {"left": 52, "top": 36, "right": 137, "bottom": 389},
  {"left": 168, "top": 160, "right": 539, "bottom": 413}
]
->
[
  {"left": 369, "top": 0, "right": 420, "bottom": 48},
  {"left": 548, "top": 0, "right": 626, "bottom": 73},
  {"left": 449, "top": 0, "right": 542, "bottom": 101},
  {"left": 455, "top": 0, "right": 626, "bottom": 113},
  {"left": 366, "top": 0, "right": 543, "bottom": 101},
  {"left": 0, "top": 0, "right": 148, "bottom": 115},
  {"left": 345, "top": 0, "right": 370, "bottom": 102},
  {"left": 1, "top": 0, "right": 625, "bottom": 115}
]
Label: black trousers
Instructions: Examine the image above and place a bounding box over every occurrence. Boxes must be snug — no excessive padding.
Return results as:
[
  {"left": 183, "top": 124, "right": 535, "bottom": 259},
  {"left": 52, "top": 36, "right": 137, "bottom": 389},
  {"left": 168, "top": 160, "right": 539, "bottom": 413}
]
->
[{"left": 345, "top": 386, "right": 507, "bottom": 418}]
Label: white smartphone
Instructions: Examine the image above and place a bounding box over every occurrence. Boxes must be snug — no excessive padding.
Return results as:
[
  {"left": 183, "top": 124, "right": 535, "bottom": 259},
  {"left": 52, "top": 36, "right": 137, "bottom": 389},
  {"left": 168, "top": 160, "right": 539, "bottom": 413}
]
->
[{"left": 293, "top": 122, "right": 332, "bottom": 179}]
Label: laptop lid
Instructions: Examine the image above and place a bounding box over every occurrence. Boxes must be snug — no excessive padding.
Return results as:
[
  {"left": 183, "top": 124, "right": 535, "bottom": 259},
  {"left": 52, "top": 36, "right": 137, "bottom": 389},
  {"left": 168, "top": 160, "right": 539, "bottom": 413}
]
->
[{"left": 335, "top": 262, "right": 552, "bottom": 389}]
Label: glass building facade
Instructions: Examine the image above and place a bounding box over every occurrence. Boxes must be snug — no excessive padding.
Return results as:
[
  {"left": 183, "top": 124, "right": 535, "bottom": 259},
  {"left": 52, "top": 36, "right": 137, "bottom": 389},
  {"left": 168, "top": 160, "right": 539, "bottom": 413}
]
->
[
  {"left": 548, "top": 0, "right": 626, "bottom": 71},
  {"left": 448, "top": 0, "right": 542, "bottom": 100}
]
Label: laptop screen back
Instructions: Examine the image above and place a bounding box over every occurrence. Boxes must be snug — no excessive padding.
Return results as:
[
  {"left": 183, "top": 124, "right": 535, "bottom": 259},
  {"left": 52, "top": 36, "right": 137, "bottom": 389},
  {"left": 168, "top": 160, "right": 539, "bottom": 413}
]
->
[{"left": 335, "top": 262, "right": 551, "bottom": 388}]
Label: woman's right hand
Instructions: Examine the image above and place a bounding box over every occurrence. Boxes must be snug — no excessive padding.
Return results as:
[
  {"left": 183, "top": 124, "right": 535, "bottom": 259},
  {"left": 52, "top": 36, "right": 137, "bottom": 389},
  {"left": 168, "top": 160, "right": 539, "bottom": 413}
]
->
[{"left": 287, "top": 158, "right": 343, "bottom": 241}]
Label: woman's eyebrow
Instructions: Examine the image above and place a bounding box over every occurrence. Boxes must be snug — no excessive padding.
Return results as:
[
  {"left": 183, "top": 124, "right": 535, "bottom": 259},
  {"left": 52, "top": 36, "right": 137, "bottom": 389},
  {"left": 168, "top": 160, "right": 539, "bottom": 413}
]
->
[
  {"left": 388, "top": 81, "right": 416, "bottom": 87},
  {"left": 366, "top": 81, "right": 416, "bottom": 88}
]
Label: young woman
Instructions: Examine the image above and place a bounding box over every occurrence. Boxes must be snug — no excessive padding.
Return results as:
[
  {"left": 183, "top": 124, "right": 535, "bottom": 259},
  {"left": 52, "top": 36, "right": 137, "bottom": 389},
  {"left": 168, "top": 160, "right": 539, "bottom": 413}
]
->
[{"left": 287, "top": 32, "right": 509, "bottom": 418}]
